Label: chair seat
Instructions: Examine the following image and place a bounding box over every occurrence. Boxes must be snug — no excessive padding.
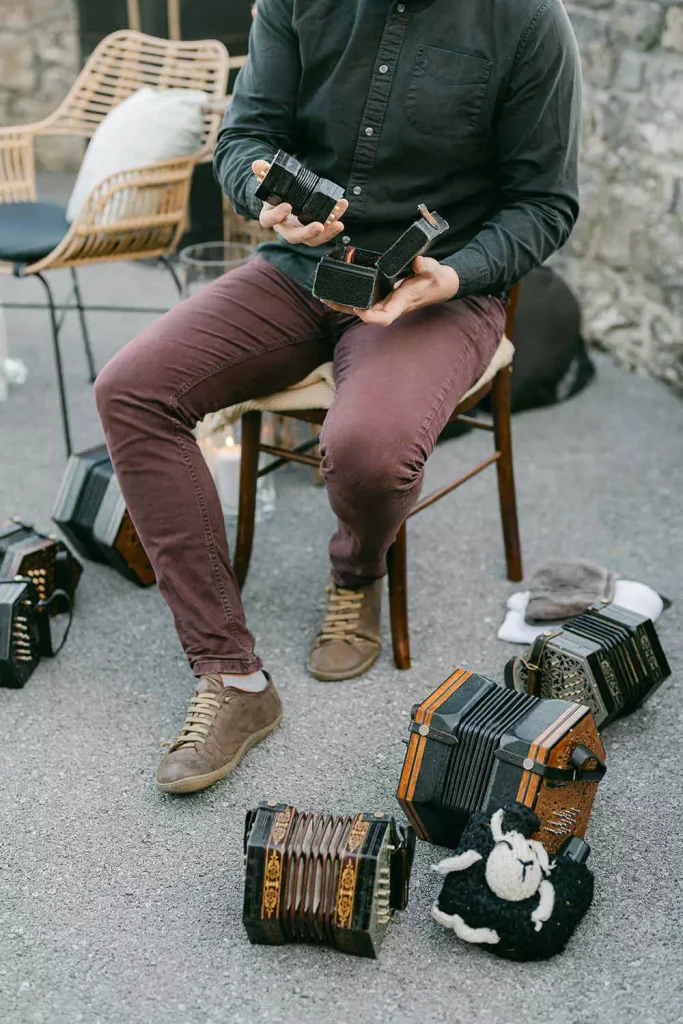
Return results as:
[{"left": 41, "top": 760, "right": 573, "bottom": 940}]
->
[
  {"left": 0, "top": 201, "right": 68, "bottom": 263},
  {"left": 197, "top": 335, "right": 515, "bottom": 442},
  {"left": 458, "top": 335, "right": 515, "bottom": 403}
]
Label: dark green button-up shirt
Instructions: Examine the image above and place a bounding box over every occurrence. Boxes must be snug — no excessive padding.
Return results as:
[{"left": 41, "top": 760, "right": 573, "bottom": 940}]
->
[{"left": 214, "top": 0, "right": 581, "bottom": 298}]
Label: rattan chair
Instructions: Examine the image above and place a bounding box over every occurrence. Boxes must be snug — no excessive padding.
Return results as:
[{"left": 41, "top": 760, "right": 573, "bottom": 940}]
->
[
  {"left": 0, "top": 30, "right": 229, "bottom": 455},
  {"left": 231, "top": 285, "right": 523, "bottom": 670}
]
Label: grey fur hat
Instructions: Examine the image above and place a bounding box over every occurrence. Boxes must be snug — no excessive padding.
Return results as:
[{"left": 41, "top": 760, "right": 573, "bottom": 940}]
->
[{"left": 526, "top": 559, "right": 617, "bottom": 622}]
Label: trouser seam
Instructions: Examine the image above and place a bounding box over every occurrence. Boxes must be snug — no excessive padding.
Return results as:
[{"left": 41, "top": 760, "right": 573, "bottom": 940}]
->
[
  {"left": 325, "top": 308, "right": 497, "bottom": 581},
  {"left": 168, "top": 333, "right": 331, "bottom": 660},
  {"left": 396, "top": 305, "right": 497, "bottom": 535},
  {"left": 173, "top": 424, "right": 252, "bottom": 653},
  {"left": 414, "top": 308, "right": 490, "bottom": 451}
]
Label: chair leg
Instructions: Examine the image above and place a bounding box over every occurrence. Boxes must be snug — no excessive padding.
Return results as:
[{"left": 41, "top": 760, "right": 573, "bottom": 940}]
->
[
  {"left": 387, "top": 522, "right": 411, "bottom": 670},
  {"left": 34, "top": 272, "right": 72, "bottom": 459},
  {"left": 160, "top": 255, "right": 183, "bottom": 298},
  {"left": 234, "top": 411, "right": 262, "bottom": 590},
  {"left": 492, "top": 367, "right": 523, "bottom": 582},
  {"left": 70, "top": 268, "right": 97, "bottom": 383}
]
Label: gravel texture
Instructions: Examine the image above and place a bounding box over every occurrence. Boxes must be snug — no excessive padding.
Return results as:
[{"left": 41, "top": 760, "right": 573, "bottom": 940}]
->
[{"left": 0, "top": 219, "right": 681, "bottom": 1024}]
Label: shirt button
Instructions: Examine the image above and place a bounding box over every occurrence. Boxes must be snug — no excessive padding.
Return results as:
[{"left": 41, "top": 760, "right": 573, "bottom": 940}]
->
[
  {"left": 341, "top": 235, "right": 351, "bottom": 245},
  {"left": 352, "top": 186, "right": 363, "bottom": 195},
  {"left": 379, "top": 64, "right": 389, "bottom": 74},
  {"left": 364, "top": 126, "right": 374, "bottom": 137}
]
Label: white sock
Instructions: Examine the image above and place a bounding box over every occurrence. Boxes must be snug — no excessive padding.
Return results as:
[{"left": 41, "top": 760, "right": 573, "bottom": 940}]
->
[{"left": 220, "top": 670, "right": 269, "bottom": 692}]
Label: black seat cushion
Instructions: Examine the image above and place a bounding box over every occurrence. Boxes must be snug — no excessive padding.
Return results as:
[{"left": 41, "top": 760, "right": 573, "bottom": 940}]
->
[{"left": 0, "top": 201, "right": 69, "bottom": 263}]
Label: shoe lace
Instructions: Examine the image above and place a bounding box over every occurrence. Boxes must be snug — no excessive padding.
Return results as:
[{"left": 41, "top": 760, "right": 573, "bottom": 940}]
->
[
  {"left": 319, "top": 585, "right": 365, "bottom": 643},
  {"left": 170, "top": 690, "right": 227, "bottom": 751}
]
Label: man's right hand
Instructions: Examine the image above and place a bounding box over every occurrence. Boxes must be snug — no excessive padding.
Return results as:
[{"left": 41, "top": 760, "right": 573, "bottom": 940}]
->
[{"left": 253, "top": 160, "right": 349, "bottom": 247}]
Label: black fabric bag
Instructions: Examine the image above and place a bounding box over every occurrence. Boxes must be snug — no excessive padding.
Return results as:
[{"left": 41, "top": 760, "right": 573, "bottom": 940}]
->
[
  {"left": 440, "top": 266, "right": 595, "bottom": 440},
  {"left": 494, "top": 265, "right": 595, "bottom": 413}
]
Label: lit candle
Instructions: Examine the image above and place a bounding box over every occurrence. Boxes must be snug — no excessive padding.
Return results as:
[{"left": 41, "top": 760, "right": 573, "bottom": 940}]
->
[{"left": 214, "top": 434, "right": 242, "bottom": 517}]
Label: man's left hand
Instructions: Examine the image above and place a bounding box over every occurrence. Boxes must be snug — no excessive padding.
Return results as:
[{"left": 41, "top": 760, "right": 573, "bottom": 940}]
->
[{"left": 321, "top": 256, "right": 460, "bottom": 326}]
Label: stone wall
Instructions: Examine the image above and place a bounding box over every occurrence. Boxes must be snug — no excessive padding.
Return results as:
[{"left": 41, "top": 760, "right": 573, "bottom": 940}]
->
[
  {"left": 0, "top": 0, "right": 80, "bottom": 171},
  {"left": 561, "top": 0, "right": 683, "bottom": 389}
]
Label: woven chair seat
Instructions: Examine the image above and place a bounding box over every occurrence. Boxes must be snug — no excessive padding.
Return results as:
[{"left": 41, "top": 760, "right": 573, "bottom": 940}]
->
[{"left": 198, "top": 335, "right": 514, "bottom": 440}]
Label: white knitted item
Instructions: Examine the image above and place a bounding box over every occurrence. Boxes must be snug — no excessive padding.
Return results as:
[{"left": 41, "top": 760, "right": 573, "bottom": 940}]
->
[{"left": 196, "top": 336, "right": 514, "bottom": 444}]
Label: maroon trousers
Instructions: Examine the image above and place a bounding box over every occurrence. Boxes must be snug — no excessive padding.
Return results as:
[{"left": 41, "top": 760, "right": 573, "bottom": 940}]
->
[{"left": 95, "top": 257, "right": 505, "bottom": 675}]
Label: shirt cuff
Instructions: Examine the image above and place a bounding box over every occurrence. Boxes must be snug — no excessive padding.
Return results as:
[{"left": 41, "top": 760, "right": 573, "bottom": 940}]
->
[
  {"left": 244, "top": 172, "right": 263, "bottom": 221},
  {"left": 441, "top": 247, "right": 491, "bottom": 298}
]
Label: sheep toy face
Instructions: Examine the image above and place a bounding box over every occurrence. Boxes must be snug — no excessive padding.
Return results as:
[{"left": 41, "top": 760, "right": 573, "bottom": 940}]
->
[{"left": 485, "top": 832, "right": 549, "bottom": 902}]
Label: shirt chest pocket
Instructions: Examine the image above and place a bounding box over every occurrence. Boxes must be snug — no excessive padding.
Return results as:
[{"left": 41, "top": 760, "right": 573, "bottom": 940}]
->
[{"left": 405, "top": 45, "right": 492, "bottom": 141}]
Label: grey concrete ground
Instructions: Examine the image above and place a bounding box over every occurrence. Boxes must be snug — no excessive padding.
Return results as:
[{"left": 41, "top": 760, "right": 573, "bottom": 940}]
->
[{"left": 1, "top": 197, "right": 682, "bottom": 1023}]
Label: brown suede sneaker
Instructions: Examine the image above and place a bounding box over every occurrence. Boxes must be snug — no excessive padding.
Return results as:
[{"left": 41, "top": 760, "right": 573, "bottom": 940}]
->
[
  {"left": 307, "top": 579, "right": 383, "bottom": 682},
  {"left": 156, "top": 673, "right": 282, "bottom": 794}
]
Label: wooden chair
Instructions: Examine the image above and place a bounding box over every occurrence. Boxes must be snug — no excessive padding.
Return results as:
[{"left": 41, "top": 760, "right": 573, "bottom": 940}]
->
[
  {"left": 232, "top": 285, "right": 523, "bottom": 670},
  {"left": 0, "top": 29, "right": 229, "bottom": 456}
]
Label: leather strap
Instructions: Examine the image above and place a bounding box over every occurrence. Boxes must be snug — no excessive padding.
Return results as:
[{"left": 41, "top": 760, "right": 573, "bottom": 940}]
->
[
  {"left": 390, "top": 823, "right": 416, "bottom": 911},
  {"left": 408, "top": 720, "right": 458, "bottom": 746},
  {"left": 37, "top": 588, "right": 73, "bottom": 656},
  {"left": 522, "top": 629, "right": 563, "bottom": 697},
  {"left": 503, "top": 656, "right": 518, "bottom": 690},
  {"left": 494, "top": 743, "right": 606, "bottom": 783},
  {"left": 1, "top": 576, "right": 73, "bottom": 658}
]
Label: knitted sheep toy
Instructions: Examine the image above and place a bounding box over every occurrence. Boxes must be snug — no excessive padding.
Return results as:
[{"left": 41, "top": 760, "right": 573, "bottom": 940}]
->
[{"left": 431, "top": 803, "right": 594, "bottom": 961}]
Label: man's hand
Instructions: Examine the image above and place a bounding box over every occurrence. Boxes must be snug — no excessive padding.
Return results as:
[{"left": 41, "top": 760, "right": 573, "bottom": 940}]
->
[
  {"left": 253, "top": 159, "right": 349, "bottom": 247},
  {"left": 321, "top": 256, "right": 460, "bottom": 325}
]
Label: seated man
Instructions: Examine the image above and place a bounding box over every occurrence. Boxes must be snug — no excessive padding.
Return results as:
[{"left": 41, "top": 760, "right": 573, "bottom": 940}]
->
[{"left": 95, "top": 0, "right": 581, "bottom": 794}]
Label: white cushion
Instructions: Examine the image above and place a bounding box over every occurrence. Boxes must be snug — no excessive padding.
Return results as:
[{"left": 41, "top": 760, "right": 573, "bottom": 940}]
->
[
  {"left": 460, "top": 334, "right": 514, "bottom": 402},
  {"left": 66, "top": 87, "right": 208, "bottom": 222}
]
